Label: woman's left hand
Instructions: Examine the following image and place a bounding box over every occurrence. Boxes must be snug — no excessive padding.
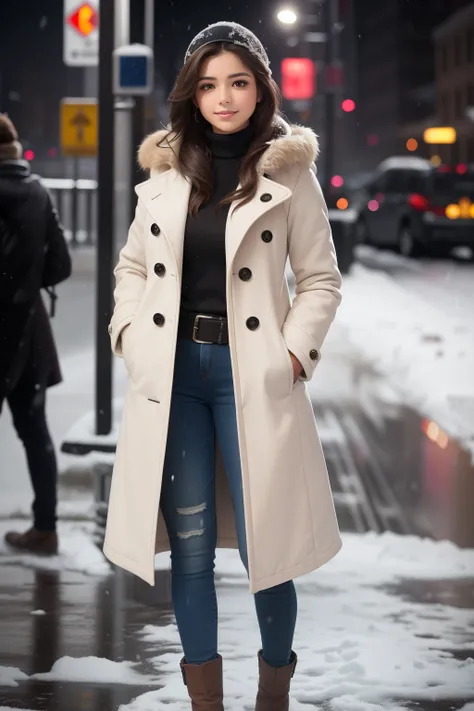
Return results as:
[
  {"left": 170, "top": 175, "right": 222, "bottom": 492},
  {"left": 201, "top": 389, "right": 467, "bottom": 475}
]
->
[{"left": 289, "top": 351, "right": 304, "bottom": 383}]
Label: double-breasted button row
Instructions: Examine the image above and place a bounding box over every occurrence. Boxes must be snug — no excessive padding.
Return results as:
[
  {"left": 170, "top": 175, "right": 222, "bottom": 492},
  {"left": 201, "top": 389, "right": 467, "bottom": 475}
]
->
[
  {"left": 153, "top": 313, "right": 165, "bottom": 326},
  {"left": 261, "top": 230, "right": 273, "bottom": 243},
  {"left": 154, "top": 262, "right": 166, "bottom": 277},
  {"left": 151, "top": 223, "right": 160, "bottom": 236}
]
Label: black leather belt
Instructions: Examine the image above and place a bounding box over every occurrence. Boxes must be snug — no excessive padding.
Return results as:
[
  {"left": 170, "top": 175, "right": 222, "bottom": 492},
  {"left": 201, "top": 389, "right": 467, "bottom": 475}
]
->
[{"left": 178, "top": 312, "right": 229, "bottom": 345}]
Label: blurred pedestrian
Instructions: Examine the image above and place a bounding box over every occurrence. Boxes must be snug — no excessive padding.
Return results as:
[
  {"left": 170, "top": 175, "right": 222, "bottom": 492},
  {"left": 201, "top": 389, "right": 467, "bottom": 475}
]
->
[
  {"left": 105, "top": 22, "right": 342, "bottom": 711},
  {"left": 0, "top": 113, "right": 71, "bottom": 556}
]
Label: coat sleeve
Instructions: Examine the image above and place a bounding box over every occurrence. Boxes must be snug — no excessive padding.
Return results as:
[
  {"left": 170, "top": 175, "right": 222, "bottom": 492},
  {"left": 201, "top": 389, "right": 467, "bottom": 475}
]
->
[
  {"left": 42, "top": 189, "right": 72, "bottom": 287},
  {"left": 282, "top": 166, "right": 342, "bottom": 382},
  {"left": 108, "top": 200, "right": 147, "bottom": 356}
]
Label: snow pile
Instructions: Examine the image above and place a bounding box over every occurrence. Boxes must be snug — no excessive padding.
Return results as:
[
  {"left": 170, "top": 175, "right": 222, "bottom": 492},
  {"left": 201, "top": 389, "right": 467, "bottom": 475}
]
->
[
  {"left": 0, "top": 666, "right": 28, "bottom": 687},
  {"left": 336, "top": 264, "right": 474, "bottom": 448},
  {"left": 0, "top": 521, "right": 110, "bottom": 577},
  {"left": 31, "top": 656, "right": 159, "bottom": 686}
]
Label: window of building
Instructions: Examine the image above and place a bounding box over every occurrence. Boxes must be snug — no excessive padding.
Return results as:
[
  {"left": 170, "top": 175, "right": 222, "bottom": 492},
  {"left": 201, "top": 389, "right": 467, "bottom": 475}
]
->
[
  {"left": 467, "top": 29, "right": 474, "bottom": 63},
  {"left": 468, "top": 84, "right": 474, "bottom": 107},
  {"left": 455, "top": 89, "right": 463, "bottom": 118},
  {"left": 454, "top": 37, "right": 462, "bottom": 67},
  {"left": 441, "top": 43, "right": 448, "bottom": 72}
]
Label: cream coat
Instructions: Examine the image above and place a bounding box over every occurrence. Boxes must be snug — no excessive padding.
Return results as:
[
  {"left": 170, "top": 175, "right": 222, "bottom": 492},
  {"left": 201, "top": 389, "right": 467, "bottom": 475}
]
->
[{"left": 103, "top": 119, "right": 343, "bottom": 593}]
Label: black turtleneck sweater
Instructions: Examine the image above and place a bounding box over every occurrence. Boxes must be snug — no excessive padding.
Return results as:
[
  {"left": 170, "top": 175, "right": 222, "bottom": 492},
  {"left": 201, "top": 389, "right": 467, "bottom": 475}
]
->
[{"left": 180, "top": 124, "right": 253, "bottom": 319}]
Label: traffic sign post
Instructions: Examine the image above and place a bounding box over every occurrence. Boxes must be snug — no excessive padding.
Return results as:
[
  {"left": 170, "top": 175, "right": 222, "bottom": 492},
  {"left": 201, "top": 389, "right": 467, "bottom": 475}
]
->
[
  {"left": 60, "top": 98, "right": 98, "bottom": 157},
  {"left": 64, "top": 0, "right": 99, "bottom": 66}
]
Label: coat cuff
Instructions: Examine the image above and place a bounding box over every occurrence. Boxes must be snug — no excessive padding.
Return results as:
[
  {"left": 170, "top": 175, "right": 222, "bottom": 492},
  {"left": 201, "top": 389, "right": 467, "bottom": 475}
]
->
[
  {"left": 108, "top": 301, "right": 140, "bottom": 357},
  {"left": 282, "top": 321, "right": 321, "bottom": 382}
]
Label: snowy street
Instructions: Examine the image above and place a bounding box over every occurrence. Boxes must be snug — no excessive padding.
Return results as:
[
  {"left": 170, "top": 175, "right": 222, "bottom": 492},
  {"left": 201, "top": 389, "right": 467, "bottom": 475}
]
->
[{"left": 1, "top": 245, "right": 474, "bottom": 710}]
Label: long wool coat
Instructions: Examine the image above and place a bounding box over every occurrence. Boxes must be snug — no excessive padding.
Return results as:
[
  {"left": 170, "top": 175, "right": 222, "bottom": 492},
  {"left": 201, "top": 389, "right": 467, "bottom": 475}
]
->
[{"left": 103, "top": 119, "right": 343, "bottom": 593}]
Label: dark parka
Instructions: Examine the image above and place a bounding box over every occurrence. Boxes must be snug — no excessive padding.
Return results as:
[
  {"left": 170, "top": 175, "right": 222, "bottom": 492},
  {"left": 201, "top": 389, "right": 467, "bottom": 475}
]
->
[{"left": 0, "top": 159, "right": 71, "bottom": 407}]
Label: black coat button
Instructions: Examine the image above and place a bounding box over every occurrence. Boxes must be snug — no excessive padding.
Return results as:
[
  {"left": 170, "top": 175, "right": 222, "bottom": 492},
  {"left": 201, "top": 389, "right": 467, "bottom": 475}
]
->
[
  {"left": 153, "top": 313, "right": 165, "bottom": 326},
  {"left": 260, "top": 193, "right": 272, "bottom": 203},
  {"left": 154, "top": 263, "right": 166, "bottom": 277},
  {"left": 238, "top": 267, "right": 252, "bottom": 281},
  {"left": 309, "top": 349, "right": 319, "bottom": 361},
  {"left": 151, "top": 223, "right": 160, "bottom": 236},
  {"left": 261, "top": 230, "right": 273, "bottom": 243},
  {"left": 246, "top": 316, "right": 260, "bottom": 331}
]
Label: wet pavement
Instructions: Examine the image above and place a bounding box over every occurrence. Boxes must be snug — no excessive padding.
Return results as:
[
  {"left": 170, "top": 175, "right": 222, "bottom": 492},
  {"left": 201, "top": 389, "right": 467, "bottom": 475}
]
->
[{"left": 0, "top": 561, "right": 473, "bottom": 710}]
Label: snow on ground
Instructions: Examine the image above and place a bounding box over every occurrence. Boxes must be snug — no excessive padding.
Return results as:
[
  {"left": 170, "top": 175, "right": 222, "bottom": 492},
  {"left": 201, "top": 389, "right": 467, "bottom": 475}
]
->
[
  {"left": 335, "top": 263, "right": 474, "bottom": 451},
  {"left": 0, "top": 520, "right": 110, "bottom": 577},
  {"left": 0, "top": 531, "right": 473, "bottom": 709},
  {"left": 122, "top": 538, "right": 474, "bottom": 710},
  {"left": 0, "top": 667, "right": 29, "bottom": 687},
  {"left": 31, "top": 656, "right": 159, "bottom": 686}
]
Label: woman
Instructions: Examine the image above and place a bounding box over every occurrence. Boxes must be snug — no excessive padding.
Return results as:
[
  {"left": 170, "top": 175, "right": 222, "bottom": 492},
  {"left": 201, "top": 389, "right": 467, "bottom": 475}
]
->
[{"left": 104, "top": 22, "right": 342, "bottom": 711}]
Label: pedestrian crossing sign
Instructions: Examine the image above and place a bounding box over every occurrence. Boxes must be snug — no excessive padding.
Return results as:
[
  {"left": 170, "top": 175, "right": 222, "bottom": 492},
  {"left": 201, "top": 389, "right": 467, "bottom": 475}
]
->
[{"left": 60, "top": 98, "right": 97, "bottom": 157}]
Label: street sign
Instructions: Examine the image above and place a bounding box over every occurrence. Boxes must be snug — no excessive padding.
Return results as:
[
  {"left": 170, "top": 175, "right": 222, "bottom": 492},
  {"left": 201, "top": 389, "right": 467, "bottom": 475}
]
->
[
  {"left": 64, "top": 0, "right": 99, "bottom": 66},
  {"left": 60, "top": 98, "right": 98, "bottom": 157}
]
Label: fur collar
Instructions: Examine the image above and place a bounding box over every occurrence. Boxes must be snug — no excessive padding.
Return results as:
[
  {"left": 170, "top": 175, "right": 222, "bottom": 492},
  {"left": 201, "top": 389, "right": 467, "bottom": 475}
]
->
[{"left": 138, "top": 117, "right": 319, "bottom": 175}]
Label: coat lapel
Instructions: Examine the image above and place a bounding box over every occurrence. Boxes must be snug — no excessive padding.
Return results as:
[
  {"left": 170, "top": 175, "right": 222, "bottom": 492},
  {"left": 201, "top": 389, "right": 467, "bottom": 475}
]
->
[
  {"left": 225, "top": 176, "right": 292, "bottom": 268},
  {"left": 135, "top": 169, "right": 191, "bottom": 276},
  {"left": 135, "top": 172, "right": 291, "bottom": 278}
]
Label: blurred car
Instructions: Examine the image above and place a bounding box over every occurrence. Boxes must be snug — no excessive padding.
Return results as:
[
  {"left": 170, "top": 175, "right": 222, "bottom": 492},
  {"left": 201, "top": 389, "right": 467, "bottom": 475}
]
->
[{"left": 352, "top": 157, "right": 474, "bottom": 258}]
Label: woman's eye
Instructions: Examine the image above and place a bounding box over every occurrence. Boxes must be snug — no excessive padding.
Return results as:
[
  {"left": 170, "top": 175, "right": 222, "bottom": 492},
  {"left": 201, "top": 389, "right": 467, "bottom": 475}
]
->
[
  {"left": 234, "top": 80, "right": 248, "bottom": 88},
  {"left": 199, "top": 84, "right": 214, "bottom": 91}
]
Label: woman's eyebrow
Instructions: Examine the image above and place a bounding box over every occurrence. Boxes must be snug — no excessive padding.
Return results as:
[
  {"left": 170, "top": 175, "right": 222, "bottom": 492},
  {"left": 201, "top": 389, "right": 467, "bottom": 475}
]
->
[{"left": 198, "top": 72, "right": 252, "bottom": 80}]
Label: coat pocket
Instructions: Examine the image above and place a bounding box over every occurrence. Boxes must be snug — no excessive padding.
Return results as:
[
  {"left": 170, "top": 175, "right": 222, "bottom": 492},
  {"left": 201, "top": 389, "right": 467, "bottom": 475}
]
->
[{"left": 279, "top": 333, "right": 295, "bottom": 396}]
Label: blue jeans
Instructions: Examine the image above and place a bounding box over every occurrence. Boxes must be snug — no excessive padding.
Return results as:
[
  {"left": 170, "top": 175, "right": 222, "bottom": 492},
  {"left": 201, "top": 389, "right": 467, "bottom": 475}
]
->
[{"left": 160, "top": 337, "right": 297, "bottom": 666}]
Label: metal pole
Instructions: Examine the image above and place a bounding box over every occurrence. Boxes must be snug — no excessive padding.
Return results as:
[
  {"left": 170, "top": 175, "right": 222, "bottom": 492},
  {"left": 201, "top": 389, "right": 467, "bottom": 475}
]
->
[
  {"left": 130, "top": 0, "right": 147, "bottom": 221},
  {"left": 95, "top": 0, "right": 115, "bottom": 435},
  {"left": 323, "top": 0, "right": 338, "bottom": 192},
  {"left": 114, "top": 0, "right": 133, "bottom": 259}
]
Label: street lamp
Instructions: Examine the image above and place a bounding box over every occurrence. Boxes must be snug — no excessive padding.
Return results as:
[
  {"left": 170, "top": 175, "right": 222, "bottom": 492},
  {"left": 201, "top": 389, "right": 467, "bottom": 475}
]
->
[{"left": 277, "top": 8, "right": 299, "bottom": 25}]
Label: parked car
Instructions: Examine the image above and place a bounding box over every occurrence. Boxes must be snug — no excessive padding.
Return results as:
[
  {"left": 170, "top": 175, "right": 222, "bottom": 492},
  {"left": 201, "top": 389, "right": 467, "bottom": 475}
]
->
[{"left": 352, "top": 157, "right": 474, "bottom": 258}]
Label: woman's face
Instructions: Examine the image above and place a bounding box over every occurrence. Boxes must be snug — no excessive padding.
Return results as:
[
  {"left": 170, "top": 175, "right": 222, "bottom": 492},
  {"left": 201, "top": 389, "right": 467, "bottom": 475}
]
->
[{"left": 195, "top": 50, "right": 260, "bottom": 134}]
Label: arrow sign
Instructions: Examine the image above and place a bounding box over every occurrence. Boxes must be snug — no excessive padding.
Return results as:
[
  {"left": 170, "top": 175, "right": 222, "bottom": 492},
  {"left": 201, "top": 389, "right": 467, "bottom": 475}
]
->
[
  {"left": 68, "top": 3, "right": 98, "bottom": 37},
  {"left": 70, "top": 110, "right": 91, "bottom": 142}
]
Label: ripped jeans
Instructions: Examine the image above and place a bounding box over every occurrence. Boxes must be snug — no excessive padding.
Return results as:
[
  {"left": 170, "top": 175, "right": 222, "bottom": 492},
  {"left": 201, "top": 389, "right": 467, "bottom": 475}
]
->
[{"left": 160, "top": 337, "right": 297, "bottom": 666}]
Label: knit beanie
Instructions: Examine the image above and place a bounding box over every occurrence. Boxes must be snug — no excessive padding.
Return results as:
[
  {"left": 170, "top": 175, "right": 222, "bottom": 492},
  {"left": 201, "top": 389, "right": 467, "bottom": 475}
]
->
[{"left": 0, "top": 114, "right": 23, "bottom": 161}]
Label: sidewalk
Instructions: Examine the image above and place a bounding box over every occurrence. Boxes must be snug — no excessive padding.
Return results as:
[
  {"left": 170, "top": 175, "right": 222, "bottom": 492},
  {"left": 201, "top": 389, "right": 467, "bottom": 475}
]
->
[{"left": 1, "top": 520, "right": 473, "bottom": 711}]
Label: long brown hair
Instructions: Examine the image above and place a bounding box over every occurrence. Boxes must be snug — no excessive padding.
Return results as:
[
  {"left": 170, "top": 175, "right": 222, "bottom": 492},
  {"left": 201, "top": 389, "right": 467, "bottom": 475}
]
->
[{"left": 165, "top": 42, "right": 283, "bottom": 216}]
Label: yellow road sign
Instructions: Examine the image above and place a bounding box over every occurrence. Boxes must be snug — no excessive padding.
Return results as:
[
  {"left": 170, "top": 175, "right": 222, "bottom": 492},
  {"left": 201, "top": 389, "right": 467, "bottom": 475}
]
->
[{"left": 61, "top": 98, "right": 97, "bottom": 157}]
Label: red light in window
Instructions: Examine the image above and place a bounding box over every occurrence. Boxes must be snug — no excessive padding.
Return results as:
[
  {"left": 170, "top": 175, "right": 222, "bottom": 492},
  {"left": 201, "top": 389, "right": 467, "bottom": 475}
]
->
[
  {"left": 368, "top": 199, "right": 379, "bottom": 212},
  {"left": 331, "top": 175, "right": 344, "bottom": 188},
  {"left": 341, "top": 99, "right": 356, "bottom": 112},
  {"left": 24, "top": 149, "right": 35, "bottom": 161},
  {"left": 456, "top": 164, "right": 467, "bottom": 174},
  {"left": 281, "top": 58, "right": 316, "bottom": 100}
]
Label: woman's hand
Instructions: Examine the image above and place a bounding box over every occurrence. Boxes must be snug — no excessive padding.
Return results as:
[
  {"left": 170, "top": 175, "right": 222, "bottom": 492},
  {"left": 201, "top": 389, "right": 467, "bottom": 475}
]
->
[{"left": 289, "top": 351, "right": 304, "bottom": 383}]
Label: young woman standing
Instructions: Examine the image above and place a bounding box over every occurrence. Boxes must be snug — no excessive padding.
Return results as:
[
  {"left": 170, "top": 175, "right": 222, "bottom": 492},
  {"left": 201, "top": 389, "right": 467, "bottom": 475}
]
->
[{"left": 104, "top": 22, "right": 342, "bottom": 711}]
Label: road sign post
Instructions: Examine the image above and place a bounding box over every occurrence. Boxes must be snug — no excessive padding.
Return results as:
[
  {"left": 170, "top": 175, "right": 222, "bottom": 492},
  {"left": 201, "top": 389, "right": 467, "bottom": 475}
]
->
[
  {"left": 60, "top": 98, "right": 98, "bottom": 157},
  {"left": 64, "top": 0, "right": 99, "bottom": 66}
]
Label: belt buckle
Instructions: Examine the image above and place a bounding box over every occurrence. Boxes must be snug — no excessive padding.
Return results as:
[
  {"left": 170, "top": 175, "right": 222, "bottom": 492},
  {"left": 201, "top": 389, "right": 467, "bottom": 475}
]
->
[{"left": 192, "top": 314, "right": 215, "bottom": 344}]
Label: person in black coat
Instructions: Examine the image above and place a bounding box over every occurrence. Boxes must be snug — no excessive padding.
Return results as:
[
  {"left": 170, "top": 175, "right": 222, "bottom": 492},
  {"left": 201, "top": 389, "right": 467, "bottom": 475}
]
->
[{"left": 0, "top": 114, "right": 72, "bottom": 555}]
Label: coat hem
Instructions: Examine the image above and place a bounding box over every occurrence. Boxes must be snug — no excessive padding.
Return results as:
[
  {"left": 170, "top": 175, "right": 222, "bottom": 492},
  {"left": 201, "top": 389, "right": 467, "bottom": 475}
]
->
[
  {"left": 103, "top": 536, "right": 343, "bottom": 590},
  {"left": 248, "top": 536, "right": 343, "bottom": 594}
]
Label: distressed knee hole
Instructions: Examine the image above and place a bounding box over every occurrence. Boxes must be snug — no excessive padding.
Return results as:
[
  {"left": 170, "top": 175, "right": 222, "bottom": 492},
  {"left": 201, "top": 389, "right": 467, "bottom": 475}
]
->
[
  {"left": 177, "top": 528, "right": 205, "bottom": 540},
  {"left": 176, "top": 503, "right": 206, "bottom": 516}
]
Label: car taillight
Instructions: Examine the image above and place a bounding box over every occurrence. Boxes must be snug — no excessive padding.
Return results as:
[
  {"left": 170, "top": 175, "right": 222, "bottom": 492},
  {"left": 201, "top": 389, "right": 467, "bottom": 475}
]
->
[{"left": 408, "top": 193, "right": 445, "bottom": 216}]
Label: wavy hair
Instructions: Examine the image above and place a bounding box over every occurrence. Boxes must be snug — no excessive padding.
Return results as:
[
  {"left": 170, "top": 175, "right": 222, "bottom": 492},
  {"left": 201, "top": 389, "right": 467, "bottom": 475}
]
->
[{"left": 163, "top": 42, "right": 283, "bottom": 216}]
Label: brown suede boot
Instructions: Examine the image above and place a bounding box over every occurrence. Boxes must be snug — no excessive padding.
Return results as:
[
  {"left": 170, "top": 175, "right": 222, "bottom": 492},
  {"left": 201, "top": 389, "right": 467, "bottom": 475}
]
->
[
  {"left": 4, "top": 527, "right": 58, "bottom": 555},
  {"left": 255, "top": 650, "right": 297, "bottom": 711},
  {"left": 180, "top": 654, "right": 224, "bottom": 711}
]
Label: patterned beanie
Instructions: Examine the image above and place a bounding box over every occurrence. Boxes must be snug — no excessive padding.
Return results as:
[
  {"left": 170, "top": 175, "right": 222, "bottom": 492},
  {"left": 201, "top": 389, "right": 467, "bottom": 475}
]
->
[{"left": 184, "top": 21, "right": 271, "bottom": 74}]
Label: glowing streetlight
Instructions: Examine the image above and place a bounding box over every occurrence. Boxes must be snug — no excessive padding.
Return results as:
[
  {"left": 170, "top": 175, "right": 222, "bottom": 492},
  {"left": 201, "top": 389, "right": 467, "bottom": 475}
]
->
[{"left": 277, "top": 8, "right": 298, "bottom": 24}]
